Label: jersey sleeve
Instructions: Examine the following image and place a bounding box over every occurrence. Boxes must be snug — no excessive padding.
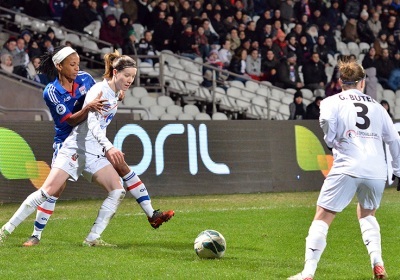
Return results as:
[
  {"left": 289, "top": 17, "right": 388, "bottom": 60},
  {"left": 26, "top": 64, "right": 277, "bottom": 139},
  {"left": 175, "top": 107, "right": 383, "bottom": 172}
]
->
[
  {"left": 319, "top": 97, "right": 337, "bottom": 149},
  {"left": 381, "top": 110, "right": 400, "bottom": 176}
]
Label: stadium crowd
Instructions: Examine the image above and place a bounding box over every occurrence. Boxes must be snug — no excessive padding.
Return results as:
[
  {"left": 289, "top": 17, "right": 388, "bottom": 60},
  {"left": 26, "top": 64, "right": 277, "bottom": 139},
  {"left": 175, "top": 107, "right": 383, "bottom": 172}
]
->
[{"left": 1, "top": 0, "right": 400, "bottom": 98}]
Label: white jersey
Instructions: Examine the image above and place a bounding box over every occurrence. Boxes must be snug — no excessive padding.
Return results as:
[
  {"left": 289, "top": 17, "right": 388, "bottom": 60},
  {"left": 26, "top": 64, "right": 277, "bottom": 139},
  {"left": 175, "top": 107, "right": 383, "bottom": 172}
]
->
[
  {"left": 319, "top": 89, "right": 400, "bottom": 180},
  {"left": 62, "top": 79, "right": 118, "bottom": 155}
]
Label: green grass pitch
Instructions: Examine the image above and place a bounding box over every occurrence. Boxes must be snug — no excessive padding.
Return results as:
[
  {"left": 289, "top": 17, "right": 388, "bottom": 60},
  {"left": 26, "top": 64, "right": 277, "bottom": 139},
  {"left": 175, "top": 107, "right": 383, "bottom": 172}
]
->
[{"left": 0, "top": 188, "right": 399, "bottom": 280}]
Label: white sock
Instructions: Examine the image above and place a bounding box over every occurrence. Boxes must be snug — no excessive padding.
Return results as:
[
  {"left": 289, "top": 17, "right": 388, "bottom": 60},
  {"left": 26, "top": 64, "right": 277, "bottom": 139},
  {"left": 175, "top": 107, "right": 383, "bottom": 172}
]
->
[
  {"left": 302, "top": 220, "right": 329, "bottom": 277},
  {"left": 359, "top": 215, "right": 383, "bottom": 267},
  {"left": 123, "top": 171, "right": 154, "bottom": 217},
  {"left": 31, "top": 197, "right": 58, "bottom": 239},
  {"left": 4, "top": 189, "right": 49, "bottom": 234},
  {"left": 86, "top": 189, "right": 125, "bottom": 241}
]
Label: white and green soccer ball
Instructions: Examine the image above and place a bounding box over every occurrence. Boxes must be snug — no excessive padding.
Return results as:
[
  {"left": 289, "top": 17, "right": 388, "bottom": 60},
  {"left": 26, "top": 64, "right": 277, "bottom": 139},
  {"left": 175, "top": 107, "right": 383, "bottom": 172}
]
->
[{"left": 194, "top": 230, "right": 226, "bottom": 259}]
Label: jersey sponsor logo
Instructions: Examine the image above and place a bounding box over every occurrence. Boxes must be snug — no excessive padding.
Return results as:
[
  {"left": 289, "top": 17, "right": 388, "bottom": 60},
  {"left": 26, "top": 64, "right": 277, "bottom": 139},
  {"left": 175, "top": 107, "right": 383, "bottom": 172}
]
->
[
  {"left": 56, "top": 104, "right": 67, "bottom": 115},
  {"left": 346, "top": 130, "right": 356, "bottom": 138}
]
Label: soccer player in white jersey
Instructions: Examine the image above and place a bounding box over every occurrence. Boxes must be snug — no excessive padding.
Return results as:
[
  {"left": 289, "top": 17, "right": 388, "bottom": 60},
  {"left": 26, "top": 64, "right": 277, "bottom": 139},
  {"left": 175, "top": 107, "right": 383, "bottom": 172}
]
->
[
  {"left": 288, "top": 59, "right": 400, "bottom": 280},
  {"left": 0, "top": 51, "right": 172, "bottom": 247},
  {"left": 21, "top": 47, "right": 174, "bottom": 247}
]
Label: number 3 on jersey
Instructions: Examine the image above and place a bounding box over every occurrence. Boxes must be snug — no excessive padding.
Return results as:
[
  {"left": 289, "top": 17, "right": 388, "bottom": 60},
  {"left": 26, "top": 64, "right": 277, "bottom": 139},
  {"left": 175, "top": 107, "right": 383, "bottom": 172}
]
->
[{"left": 354, "top": 103, "right": 370, "bottom": 130}]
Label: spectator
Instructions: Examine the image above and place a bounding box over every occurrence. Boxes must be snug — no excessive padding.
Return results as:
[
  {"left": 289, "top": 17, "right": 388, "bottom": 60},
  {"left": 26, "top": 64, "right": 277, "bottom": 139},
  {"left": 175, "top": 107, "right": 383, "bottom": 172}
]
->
[
  {"left": 362, "top": 47, "right": 378, "bottom": 70},
  {"left": 344, "top": 0, "right": 361, "bottom": 20},
  {"left": 261, "top": 49, "right": 279, "bottom": 83},
  {"left": 99, "top": 14, "right": 124, "bottom": 48},
  {"left": 218, "top": 39, "right": 232, "bottom": 68},
  {"left": 104, "top": 0, "right": 124, "bottom": 20},
  {"left": 357, "top": 10, "right": 375, "bottom": 44},
  {"left": 178, "top": 1, "right": 194, "bottom": 22},
  {"left": 255, "top": 9, "right": 273, "bottom": 34},
  {"left": 12, "top": 37, "right": 29, "bottom": 78},
  {"left": 49, "top": 0, "right": 67, "bottom": 22},
  {"left": 276, "top": 51, "right": 304, "bottom": 89},
  {"left": 82, "top": 0, "right": 103, "bottom": 38},
  {"left": 45, "top": 27, "right": 60, "bottom": 47},
  {"left": 202, "top": 19, "right": 219, "bottom": 46},
  {"left": 387, "top": 34, "right": 398, "bottom": 57},
  {"left": 313, "top": 35, "right": 331, "bottom": 65},
  {"left": 272, "top": 28, "right": 288, "bottom": 61},
  {"left": 119, "top": 13, "right": 134, "bottom": 40},
  {"left": 173, "top": 16, "right": 189, "bottom": 49},
  {"left": 246, "top": 48, "right": 262, "bottom": 80},
  {"left": 376, "top": 48, "right": 396, "bottom": 89},
  {"left": 121, "top": 29, "right": 138, "bottom": 55},
  {"left": 294, "top": 0, "right": 312, "bottom": 22},
  {"left": 258, "top": 23, "right": 273, "bottom": 44},
  {"left": 319, "top": 22, "right": 337, "bottom": 55},
  {"left": 223, "top": 14, "right": 236, "bottom": 32},
  {"left": 302, "top": 52, "right": 327, "bottom": 93},
  {"left": 280, "top": 0, "right": 295, "bottom": 26},
  {"left": 342, "top": 16, "right": 359, "bottom": 43},
  {"left": 296, "top": 34, "right": 312, "bottom": 66},
  {"left": 135, "top": 0, "right": 151, "bottom": 29},
  {"left": 373, "top": 30, "right": 388, "bottom": 58},
  {"left": 0, "top": 53, "right": 14, "bottom": 74},
  {"left": 27, "top": 39, "right": 43, "bottom": 59},
  {"left": 26, "top": 56, "right": 42, "bottom": 84},
  {"left": 192, "top": 0, "right": 203, "bottom": 18},
  {"left": 228, "top": 48, "right": 249, "bottom": 83},
  {"left": 60, "top": 0, "right": 87, "bottom": 33},
  {"left": 245, "top": 20, "right": 258, "bottom": 43},
  {"left": 286, "top": 33, "right": 297, "bottom": 54},
  {"left": 227, "top": 28, "right": 241, "bottom": 54},
  {"left": 380, "top": 100, "right": 393, "bottom": 119},
  {"left": 135, "top": 30, "right": 156, "bottom": 65},
  {"left": 20, "top": 30, "right": 32, "bottom": 47},
  {"left": 309, "top": 8, "right": 327, "bottom": 30},
  {"left": 194, "top": 26, "right": 210, "bottom": 60},
  {"left": 122, "top": 0, "right": 138, "bottom": 24},
  {"left": 305, "top": 96, "right": 324, "bottom": 119},
  {"left": 288, "top": 90, "right": 306, "bottom": 120},
  {"left": 153, "top": 15, "right": 175, "bottom": 51},
  {"left": 367, "top": 11, "right": 382, "bottom": 39},
  {"left": 305, "top": 24, "right": 318, "bottom": 47},
  {"left": 326, "top": 0, "right": 343, "bottom": 30},
  {"left": 177, "top": 24, "right": 200, "bottom": 60},
  {"left": 211, "top": 11, "right": 227, "bottom": 39},
  {"left": 0, "top": 37, "right": 17, "bottom": 57},
  {"left": 41, "top": 36, "right": 55, "bottom": 54},
  {"left": 202, "top": 49, "right": 225, "bottom": 86}
]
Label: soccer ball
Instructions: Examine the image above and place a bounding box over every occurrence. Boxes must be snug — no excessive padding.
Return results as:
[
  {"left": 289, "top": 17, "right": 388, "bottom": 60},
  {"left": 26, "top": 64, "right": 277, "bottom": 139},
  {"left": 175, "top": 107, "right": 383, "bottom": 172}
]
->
[{"left": 194, "top": 229, "right": 226, "bottom": 259}]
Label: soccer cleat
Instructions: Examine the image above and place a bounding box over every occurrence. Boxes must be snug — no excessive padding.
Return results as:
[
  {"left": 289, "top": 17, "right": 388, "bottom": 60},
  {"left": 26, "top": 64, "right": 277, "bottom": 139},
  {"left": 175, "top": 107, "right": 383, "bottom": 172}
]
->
[
  {"left": 0, "top": 226, "right": 10, "bottom": 244},
  {"left": 287, "top": 273, "right": 314, "bottom": 280},
  {"left": 373, "top": 264, "right": 388, "bottom": 279},
  {"left": 148, "top": 209, "right": 175, "bottom": 229},
  {"left": 82, "top": 238, "right": 117, "bottom": 247},
  {"left": 23, "top": 236, "right": 40, "bottom": 247}
]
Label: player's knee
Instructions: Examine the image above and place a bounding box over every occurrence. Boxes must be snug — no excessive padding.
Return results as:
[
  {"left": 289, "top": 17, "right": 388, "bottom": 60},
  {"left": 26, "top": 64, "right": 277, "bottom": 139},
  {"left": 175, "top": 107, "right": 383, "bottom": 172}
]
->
[
  {"left": 113, "top": 162, "right": 130, "bottom": 176},
  {"left": 110, "top": 188, "right": 126, "bottom": 202}
]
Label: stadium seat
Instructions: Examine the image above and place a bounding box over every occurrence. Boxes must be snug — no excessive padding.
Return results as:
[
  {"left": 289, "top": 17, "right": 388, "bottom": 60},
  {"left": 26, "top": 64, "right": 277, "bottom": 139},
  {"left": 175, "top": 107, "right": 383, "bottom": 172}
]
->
[
  {"left": 140, "top": 95, "right": 157, "bottom": 108},
  {"left": 194, "top": 112, "right": 211, "bottom": 120},
  {"left": 160, "top": 113, "right": 176, "bottom": 120},
  {"left": 166, "top": 104, "right": 183, "bottom": 118},
  {"left": 177, "top": 112, "right": 194, "bottom": 120},
  {"left": 251, "top": 96, "right": 268, "bottom": 118},
  {"left": 157, "top": 95, "right": 175, "bottom": 108},
  {"left": 121, "top": 96, "right": 140, "bottom": 107},
  {"left": 183, "top": 104, "right": 200, "bottom": 117},
  {"left": 131, "top": 87, "right": 148, "bottom": 98},
  {"left": 212, "top": 112, "right": 229, "bottom": 120},
  {"left": 149, "top": 105, "right": 166, "bottom": 119}
]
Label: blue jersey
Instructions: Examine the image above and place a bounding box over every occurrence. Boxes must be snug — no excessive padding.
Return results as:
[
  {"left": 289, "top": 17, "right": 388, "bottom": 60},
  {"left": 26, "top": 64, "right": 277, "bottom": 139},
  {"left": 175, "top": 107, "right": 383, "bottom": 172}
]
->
[{"left": 43, "top": 71, "right": 96, "bottom": 143}]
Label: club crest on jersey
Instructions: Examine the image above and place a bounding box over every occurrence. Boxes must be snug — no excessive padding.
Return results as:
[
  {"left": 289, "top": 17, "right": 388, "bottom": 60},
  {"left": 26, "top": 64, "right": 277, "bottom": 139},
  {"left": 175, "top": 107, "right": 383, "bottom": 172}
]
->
[
  {"left": 64, "top": 96, "right": 71, "bottom": 102},
  {"left": 56, "top": 104, "right": 67, "bottom": 115},
  {"left": 79, "top": 86, "right": 87, "bottom": 95},
  {"left": 346, "top": 130, "right": 356, "bottom": 138},
  {"left": 71, "top": 153, "right": 79, "bottom": 161}
]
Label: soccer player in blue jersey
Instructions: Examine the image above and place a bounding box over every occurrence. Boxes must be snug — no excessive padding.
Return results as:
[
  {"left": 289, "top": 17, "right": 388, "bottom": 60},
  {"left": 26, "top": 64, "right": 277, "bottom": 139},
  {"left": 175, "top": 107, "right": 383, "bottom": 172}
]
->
[{"left": 18, "top": 46, "right": 173, "bottom": 246}]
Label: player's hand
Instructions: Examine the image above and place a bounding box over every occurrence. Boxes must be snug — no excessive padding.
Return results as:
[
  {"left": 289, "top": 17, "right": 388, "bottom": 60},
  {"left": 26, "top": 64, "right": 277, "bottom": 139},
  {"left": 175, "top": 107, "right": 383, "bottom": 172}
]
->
[
  {"left": 87, "top": 92, "right": 107, "bottom": 112},
  {"left": 391, "top": 174, "right": 400, "bottom": 191},
  {"left": 118, "top": 90, "right": 125, "bottom": 101},
  {"left": 106, "top": 147, "right": 125, "bottom": 165}
]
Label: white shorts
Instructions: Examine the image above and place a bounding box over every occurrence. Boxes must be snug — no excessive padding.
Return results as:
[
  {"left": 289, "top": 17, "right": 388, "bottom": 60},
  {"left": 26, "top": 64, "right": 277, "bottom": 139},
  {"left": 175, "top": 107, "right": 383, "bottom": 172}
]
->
[
  {"left": 317, "top": 174, "right": 385, "bottom": 212},
  {"left": 52, "top": 147, "right": 111, "bottom": 183}
]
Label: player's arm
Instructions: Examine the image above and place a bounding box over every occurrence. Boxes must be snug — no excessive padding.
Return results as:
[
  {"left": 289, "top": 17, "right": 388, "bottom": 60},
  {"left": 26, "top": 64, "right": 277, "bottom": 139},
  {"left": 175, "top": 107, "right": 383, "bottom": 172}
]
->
[
  {"left": 382, "top": 111, "right": 400, "bottom": 190},
  {"left": 319, "top": 99, "right": 337, "bottom": 150},
  {"left": 66, "top": 92, "right": 106, "bottom": 126}
]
